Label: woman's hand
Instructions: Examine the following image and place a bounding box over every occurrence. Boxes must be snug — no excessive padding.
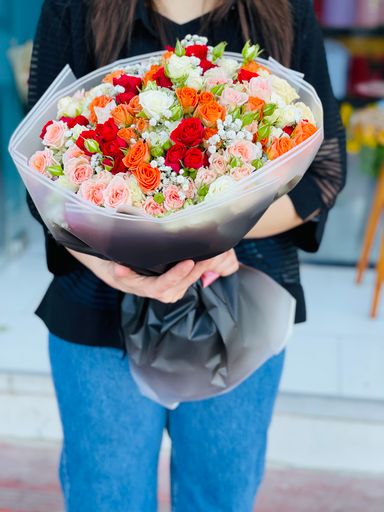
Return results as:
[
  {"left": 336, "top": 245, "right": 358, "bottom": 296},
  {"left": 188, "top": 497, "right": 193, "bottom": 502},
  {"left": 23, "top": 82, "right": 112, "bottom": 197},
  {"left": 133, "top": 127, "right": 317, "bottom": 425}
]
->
[{"left": 67, "top": 248, "right": 239, "bottom": 303}]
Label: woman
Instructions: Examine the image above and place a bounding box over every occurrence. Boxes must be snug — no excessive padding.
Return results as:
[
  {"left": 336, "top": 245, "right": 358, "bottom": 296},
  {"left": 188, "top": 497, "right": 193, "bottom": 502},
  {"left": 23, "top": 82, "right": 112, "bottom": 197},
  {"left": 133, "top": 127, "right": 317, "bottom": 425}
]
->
[{"left": 27, "top": 0, "right": 346, "bottom": 510}]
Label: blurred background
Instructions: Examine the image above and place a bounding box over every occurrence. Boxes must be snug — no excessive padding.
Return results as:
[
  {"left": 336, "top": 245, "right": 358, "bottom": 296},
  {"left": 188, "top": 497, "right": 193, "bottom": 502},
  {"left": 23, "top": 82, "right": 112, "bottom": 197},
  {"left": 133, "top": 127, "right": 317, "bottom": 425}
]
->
[{"left": 0, "top": 0, "right": 384, "bottom": 511}]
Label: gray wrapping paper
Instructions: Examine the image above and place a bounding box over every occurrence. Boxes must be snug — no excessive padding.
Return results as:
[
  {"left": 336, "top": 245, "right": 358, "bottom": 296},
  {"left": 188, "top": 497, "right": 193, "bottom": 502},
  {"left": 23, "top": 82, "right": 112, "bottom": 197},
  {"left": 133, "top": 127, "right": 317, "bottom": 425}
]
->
[{"left": 122, "top": 265, "right": 296, "bottom": 408}]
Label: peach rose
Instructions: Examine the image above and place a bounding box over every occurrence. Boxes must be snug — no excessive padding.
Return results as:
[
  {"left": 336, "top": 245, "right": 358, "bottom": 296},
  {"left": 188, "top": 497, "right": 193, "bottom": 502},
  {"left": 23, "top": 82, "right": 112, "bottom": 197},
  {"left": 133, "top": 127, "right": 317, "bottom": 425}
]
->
[
  {"left": 266, "top": 137, "right": 295, "bottom": 160},
  {"left": 176, "top": 87, "right": 199, "bottom": 114},
  {"left": 29, "top": 149, "right": 53, "bottom": 175},
  {"left": 79, "top": 179, "right": 108, "bottom": 206},
  {"left": 230, "top": 164, "right": 253, "bottom": 181},
  {"left": 197, "top": 100, "right": 226, "bottom": 128},
  {"left": 111, "top": 104, "right": 133, "bottom": 127},
  {"left": 164, "top": 185, "right": 185, "bottom": 210},
  {"left": 227, "top": 140, "right": 260, "bottom": 163},
  {"left": 248, "top": 77, "right": 272, "bottom": 103},
  {"left": 143, "top": 197, "right": 165, "bottom": 216},
  {"left": 291, "top": 121, "right": 317, "bottom": 145},
  {"left": 42, "top": 120, "right": 66, "bottom": 148},
  {"left": 208, "top": 153, "right": 228, "bottom": 175},
  {"left": 127, "top": 95, "right": 143, "bottom": 116},
  {"left": 102, "top": 69, "right": 125, "bottom": 84},
  {"left": 219, "top": 87, "right": 248, "bottom": 108},
  {"left": 195, "top": 167, "right": 217, "bottom": 187},
  {"left": 103, "top": 175, "right": 132, "bottom": 209},
  {"left": 89, "top": 95, "right": 113, "bottom": 124},
  {"left": 184, "top": 179, "right": 197, "bottom": 199},
  {"left": 62, "top": 145, "right": 88, "bottom": 164},
  {"left": 65, "top": 157, "right": 94, "bottom": 184},
  {"left": 135, "top": 118, "right": 149, "bottom": 133}
]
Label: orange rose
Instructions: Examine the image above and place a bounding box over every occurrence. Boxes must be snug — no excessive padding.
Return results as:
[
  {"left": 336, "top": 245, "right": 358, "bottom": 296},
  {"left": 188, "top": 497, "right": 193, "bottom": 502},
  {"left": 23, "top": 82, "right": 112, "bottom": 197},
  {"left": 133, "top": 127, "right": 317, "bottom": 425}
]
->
[
  {"left": 242, "top": 61, "right": 271, "bottom": 75},
  {"left": 122, "top": 140, "right": 150, "bottom": 170},
  {"left": 118, "top": 128, "right": 137, "bottom": 144},
  {"left": 291, "top": 121, "right": 317, "bottom": 145},
  {"left": 89, "top": 95, "right": 113, "bottom": 124},
  {"left": 176, "top": 87, "right": 199, "bottom": 114},
  {"left": 197, "top": 101, "right": 226, "bottom": 128},
  {"left": 198, "top": 91, "right": 214, "bottom": 105},
  {"left": 127, "top": 95, "right": 143, "bottom": 115},
  {"left": 102, "top": 69, "right": 125, "bottom": 84},
  {"left": 135, "top": 118, "right": 149, "bottom": 133},
  {"left": 161, "top": 50, "right": 174, "bottom": 64},
  {"left": 111, "top": 104, "right": 133, "bottom": 128},
  {"left": 204, "top": 127, "right": 218, "bottom": 140},
  {"left": 143, "top": 64, "right": 162, "bottom": 86},
  {"left": 267, "top": 138, "right": 295, "bottom": 160},
  {"left": 246, "top": 97, "right": 265, "bottom": 115},
  {"left": 134, "top": 162, "right": 161, "bottom": 193}
]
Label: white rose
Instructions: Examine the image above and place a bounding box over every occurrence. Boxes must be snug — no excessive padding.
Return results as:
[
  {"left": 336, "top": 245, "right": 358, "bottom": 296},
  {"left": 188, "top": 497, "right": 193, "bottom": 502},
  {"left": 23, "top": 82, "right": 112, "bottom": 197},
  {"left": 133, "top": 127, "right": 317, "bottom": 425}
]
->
[
  {"left": 270, "top": 75, "right": 299, "bottom": 104},
  {"left": 71, "top": 124, "right": 88, "bottom": 140},
  {"left": 206, "top": 175, "right": 236, "bottom": 201},
  {"left": 56, "top": 175, "right": 79, "bottom": 192},
  {"left": 126, "top": 175, "right": 145, "bottom": 206},
  {"left": 294, "top": 102, "right": 316, "bottom": 125},
  {"left": 85, "top": 83, "right": 116, "bottom": 102},
  {"left": 268, "top": 127, "right": 286, "bottom": 144},
  {"left": 185, "top": 69, "right": 204, "bottom": 90},
  {"left": 217, "top": 57, "right": 240, "bottom": 78},
  {"left": 57, "top": 96, "right": 84, "bottom": 118},
  {"left": 167, "top": 54, "right": 193, "bottom": 79},
  {"left": 94, "top": 100, "right": 116, "bottom": 124},
  {"left": 139, "top": 89, "right": 175, "bottom": 118},
  {"left": 275, "top": 105, "right": 299, "bottom": 128}
]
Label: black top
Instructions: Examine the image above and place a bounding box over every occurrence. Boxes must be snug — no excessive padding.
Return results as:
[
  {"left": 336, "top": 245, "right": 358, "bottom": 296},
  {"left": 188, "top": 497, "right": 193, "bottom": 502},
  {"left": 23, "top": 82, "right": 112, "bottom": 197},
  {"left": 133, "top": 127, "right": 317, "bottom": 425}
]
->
[{"left": 27, "top": 0, "right": 346, "bottom": 348}]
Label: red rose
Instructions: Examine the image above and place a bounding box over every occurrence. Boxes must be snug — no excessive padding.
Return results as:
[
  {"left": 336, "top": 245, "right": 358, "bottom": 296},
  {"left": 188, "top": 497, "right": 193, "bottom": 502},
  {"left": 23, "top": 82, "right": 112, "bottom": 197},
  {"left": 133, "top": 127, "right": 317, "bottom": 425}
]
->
[
  {"left": 40, "top": 120, "right": 53, "bottom": 139},
  {"left": 116, "top": 92, "right": 135, "bottom": 104},
  {"left": 165, "top": 144, "right": 186, "bottom": 172},
  {"left": 170, "top": 118, "right": 205, "bottom": 147},
  {"left": 183, "top": 147, "right": 204, "bottom": 169},
  {"left": 283, "top": 125, "right": 294, "bottom": 136},
  {"left": 75, "top": 129, "right": 100, "bottom": 154},
  {"left": 100, "top": 138, "right": 127, "bottom": 158},
  {"left": 237, "top": 68, "right": 259, "bottom": 83},
  {"left": 60, "top": 115, "right": 89, "bottom": 129},
  {"left": 200, "top": 59, "right": 216, "bottom": 73},
  {"left": 165, "top": 45, "right": 175, "bottom": 52},
  {"left": 95, "top": 118, "right": 119, "bottom": 141},
  {"left": 153, "top": 67, "right": 173, "bottom": 89},
  {"left": 113, "top": 74, "right": 142, "bottom": 94},
  {"left": 111, "top": 155, "right": 127, "bottom": 175},
  {"left": 185, "top": 44, "right": 208, "bottom": 60}
]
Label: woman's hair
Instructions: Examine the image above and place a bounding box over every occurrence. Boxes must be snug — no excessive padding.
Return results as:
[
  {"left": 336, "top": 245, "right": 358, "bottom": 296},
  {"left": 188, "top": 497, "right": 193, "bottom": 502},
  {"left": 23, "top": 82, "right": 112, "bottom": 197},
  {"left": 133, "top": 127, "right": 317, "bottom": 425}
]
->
[{"left": 88, "top": 0, "right": 293, "bottom": 67}]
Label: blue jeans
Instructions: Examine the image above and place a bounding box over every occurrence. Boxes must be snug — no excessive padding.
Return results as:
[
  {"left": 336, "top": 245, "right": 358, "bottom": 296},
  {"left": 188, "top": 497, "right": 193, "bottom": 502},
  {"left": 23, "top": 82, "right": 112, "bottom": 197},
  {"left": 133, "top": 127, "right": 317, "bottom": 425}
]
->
[{"left": 49, "top": 334, "right": 285, "bottom": 512}]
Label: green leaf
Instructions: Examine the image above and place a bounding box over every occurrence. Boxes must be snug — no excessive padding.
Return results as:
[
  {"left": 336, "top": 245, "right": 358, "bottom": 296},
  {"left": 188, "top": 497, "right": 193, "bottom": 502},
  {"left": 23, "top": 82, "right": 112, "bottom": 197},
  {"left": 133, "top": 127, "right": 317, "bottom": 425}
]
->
[
  {"left": 47, "top": 165, "right": 64, "bottom": 176},
  {"left": 170, "top": 104, "right": 183, "bottom": 121},
  {"left": 229, "top": 156, "right": 241, "bottom": 168},
  {"left": 183, "top": 167, "right": 197, "bottom": 180},
  {"left": 241, "top": 40, "right": 262, "bottom": 64},
  {"left": 162, "top": 139, "right": 172, "bottom": 151},
  {"left": 151, "top": 146, "right": 164, "bottom": 158},
  {"left": 153, "top": 192, "right": 165, "bottom": 204},
  {"left": 136, "top": 110, "right": 148, "bottom": 118},
  {"left": 257, "top": 123, "right": 271, "bottom": 141},
  {"left": 197, "top": 184, "right": 209, "bottom": 198},
  {"left": 211, "top": 83, "right": 225, "bottom": 96},
  {"left": 212, "top": 41, "right": 227, "bottom": 61},
  {"left": 242, "top": 110, "right": 260, "bottom": 127},
  {"left": 175, "top": 39, "right": 185, "bottom": 57}
]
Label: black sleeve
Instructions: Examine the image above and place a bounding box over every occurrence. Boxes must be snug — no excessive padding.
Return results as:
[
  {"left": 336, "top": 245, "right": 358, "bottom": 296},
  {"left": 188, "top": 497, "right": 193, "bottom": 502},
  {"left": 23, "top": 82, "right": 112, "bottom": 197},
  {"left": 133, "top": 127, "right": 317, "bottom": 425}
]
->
[
  {"left": 286, "top": 0, "right": 347, "bottom": 252},
  {"left": 27, "top": 0, "right": 82, "bottom": 274}
]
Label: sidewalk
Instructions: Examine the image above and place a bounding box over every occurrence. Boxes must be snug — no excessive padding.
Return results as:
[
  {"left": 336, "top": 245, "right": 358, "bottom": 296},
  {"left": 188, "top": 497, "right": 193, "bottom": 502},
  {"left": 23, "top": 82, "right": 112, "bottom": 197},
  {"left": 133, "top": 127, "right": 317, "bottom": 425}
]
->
[{"left": 1, "top": 440, "right": 383, "bottom": 512}]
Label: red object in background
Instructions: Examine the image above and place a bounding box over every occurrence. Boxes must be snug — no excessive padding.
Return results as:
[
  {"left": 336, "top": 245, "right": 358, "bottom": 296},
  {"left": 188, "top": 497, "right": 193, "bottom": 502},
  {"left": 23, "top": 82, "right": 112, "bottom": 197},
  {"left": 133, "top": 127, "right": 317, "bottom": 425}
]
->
[
  {"left": 348, "top": 56, "right": 384, "bottom": 97},
  {"left": 313, "top": 0, "right": 324, "bottom": 22}
]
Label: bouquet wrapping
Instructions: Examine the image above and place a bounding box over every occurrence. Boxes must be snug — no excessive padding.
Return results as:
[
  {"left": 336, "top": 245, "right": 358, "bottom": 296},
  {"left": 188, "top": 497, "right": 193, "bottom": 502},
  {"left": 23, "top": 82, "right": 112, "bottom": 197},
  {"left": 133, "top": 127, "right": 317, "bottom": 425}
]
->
[{"left": 9, "top": 37, "right": 323, "bottom": 406}]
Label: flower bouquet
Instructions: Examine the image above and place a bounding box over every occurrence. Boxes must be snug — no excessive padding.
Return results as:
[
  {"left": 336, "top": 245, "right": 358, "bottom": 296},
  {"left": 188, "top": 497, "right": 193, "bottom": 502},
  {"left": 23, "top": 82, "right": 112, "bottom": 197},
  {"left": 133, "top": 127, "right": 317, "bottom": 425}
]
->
[{"left": 9, "top": 36, "right": 323, "bottom": 407}]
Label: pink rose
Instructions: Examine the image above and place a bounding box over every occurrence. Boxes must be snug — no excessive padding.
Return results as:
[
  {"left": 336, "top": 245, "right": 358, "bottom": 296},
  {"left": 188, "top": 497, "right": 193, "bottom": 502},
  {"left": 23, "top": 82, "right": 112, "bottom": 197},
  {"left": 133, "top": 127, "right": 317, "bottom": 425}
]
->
[
  {"left": 208, "top": 153, "right": 227, "bottom": 175},
  {"left": 94, "top": 170, "right": 113, "bottom": 184},
  {"left": 28, "top": 149, "right": 53, "bottom": 175},
  {"left": 248, "top": 77, "right": 272, "bottom": 102},
  {"left": 219, "top": 87, "right": 248, "bottom": 108},
  {"left": 245, "top": 120, "right": 258, "bottom": 135},
  {"left": 65, "top": 157, "right": 93, "bottom": 184},
  {"left": 79, "top": 179, "right": 108, "bottom": 206},
  {"left": 204, "top": 68, "right": 229, "bottom": 88},
  {"left": 143, "top": 197, "right": 165, "bottom": 216},
  {"left": 230, "top": 164, "right": 253, "bottom": 181},
  {"left": 184, "top": 179, "right": 196, "bottom": 199},
  {"left": 42, "top": 120, "right": 67, "bottom": 149},
  {"left": 227, "top": 140, "right": 259, "bottom": 163},
  {"left": 164, "top": 185, "right": 185, "bottom": 211},
  {"left": 103, "top": 175, "right": 132, "bottom": 209},
  {"left": 195, "top": 167, "right": 217, "bottom": 187},
  {"left": 63, "top": 145, "right": 89, "bottom": 164}
]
